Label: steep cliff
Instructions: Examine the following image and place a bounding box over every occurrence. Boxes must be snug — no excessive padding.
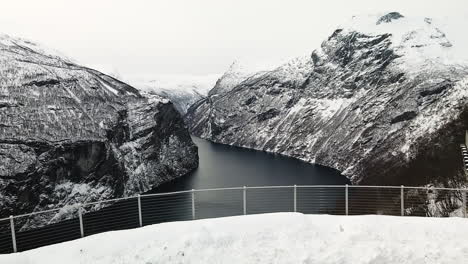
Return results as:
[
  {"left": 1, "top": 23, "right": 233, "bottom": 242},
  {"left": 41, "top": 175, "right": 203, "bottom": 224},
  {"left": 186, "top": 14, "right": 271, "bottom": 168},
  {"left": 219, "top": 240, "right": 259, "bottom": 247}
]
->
[
  {"left": 185, "top": 13, "right": 468, "bottom": 186},
  {"left": 0, "top": 34, "right": 198, "bottom": 226}
]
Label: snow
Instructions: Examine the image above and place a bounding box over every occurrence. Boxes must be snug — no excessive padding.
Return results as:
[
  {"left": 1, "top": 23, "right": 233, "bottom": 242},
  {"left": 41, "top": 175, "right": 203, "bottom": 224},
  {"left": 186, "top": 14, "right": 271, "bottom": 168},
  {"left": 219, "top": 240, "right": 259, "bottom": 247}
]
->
[
  {"left": 99, "top": 80, "right": 119, "bottom": 96},
  {"left": 127, "top": 73, "right": 219, "bottom": 96},
  {"left": 314, "top": 98, "right": 352, "bottom": 120},
  {"left": 208, "top": 60, "right": 266, "bottom": 96},
  {"left": 400, "top": 76, "right": 468, "bottom": 158},
  {"left": 341, "top": 13, "right": 468, "bottom": 70},
  {"left": 269, "top": 55, "right": 314, "bottom": 84},
  {"left": 0, "top": 33, "right": 74, "bottom": 63},
  {"left": 3, "top": 213, "right": 468, "bottom": 263},
  {"left": 124, "top": 74, "right": 218, "bottom": 114}
]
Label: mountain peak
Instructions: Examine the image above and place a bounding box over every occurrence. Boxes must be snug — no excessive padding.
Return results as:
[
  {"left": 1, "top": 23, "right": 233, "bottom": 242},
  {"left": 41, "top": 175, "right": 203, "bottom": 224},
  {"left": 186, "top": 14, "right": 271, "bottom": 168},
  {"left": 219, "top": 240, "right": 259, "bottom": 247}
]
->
[
  {"left": 225, "top": 60, "right": 247, "bottom": 74},
  {"left": 208, "top": 60, "right": 255, "bottom": 96},
  {"left": 331, "top": 13, "right": 461, "bottom": 71},
  {"left": 376, "top": 12, "right": 405, "bottom": 25}
]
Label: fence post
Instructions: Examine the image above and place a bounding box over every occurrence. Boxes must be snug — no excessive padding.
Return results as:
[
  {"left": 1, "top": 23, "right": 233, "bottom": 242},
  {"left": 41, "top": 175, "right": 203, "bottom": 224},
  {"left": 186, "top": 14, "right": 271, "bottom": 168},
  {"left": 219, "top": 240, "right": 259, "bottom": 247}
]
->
[
  {"left": 294, "top": 185, "right": 297, "bottom": 212},
  {"left": 191, "top": 189, "right": 196, "bottom": 220},
  {"left": 463, "top": 190, "right": 467, "bottom": 218},
  {"left": 345, "top": 184, "right": 349, "bottom": 216},
  {"left": 243, "top": 186, "right": 247, "bottom": 215},
  {"left": 78, "top": 207, "right": 84, "bottom": 238},
  {"left": 400, "top": 185, "right": 404, "bottom": 216},
  {"left": 9, "top": 216, "right": 17, "bottom": 253},
  {"left": 137, "top": 194, "right": 143, "bottom": 227}
]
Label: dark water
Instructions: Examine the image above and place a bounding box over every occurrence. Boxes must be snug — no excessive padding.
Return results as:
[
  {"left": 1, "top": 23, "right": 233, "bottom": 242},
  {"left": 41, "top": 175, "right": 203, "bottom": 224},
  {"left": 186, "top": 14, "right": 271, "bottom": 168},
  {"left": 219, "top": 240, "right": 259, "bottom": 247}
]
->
[
  {"left": 142, "top": 137, "right": 351, "bottom": 223},
  {"left": 0, "top": 137, "right": 351, "bottom": 254},
  {"left": 151, "top": 136, "right": 349, "bottom": 193}
]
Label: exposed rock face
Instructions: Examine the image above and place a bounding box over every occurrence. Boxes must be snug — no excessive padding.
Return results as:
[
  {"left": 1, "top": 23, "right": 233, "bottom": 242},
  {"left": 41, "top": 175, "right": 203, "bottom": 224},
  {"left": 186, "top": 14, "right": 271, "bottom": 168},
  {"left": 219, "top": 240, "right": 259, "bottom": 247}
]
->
[
  {"left": 0, "top": 34, "right": 198, "bottom": 226},
  {"left": 185, "top": 13, "right": 468, "bottom": 186},
  {"left": 376, "top": 12, "right": 404, "bottom": 25}
]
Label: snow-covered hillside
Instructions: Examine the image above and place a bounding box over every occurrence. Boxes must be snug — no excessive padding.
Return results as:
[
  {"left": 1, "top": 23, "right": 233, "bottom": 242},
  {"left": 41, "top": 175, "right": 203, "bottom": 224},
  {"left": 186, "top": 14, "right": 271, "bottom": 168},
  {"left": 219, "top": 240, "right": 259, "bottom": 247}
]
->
[
  {"left": 0, "top": 33, "right": 198, "bottom": 228},
  {"left": 2, "top": 213, "right": 468, "bottom": 263},
  {"left": 185, "top": 12, "right": 468, "bottom": 187}
]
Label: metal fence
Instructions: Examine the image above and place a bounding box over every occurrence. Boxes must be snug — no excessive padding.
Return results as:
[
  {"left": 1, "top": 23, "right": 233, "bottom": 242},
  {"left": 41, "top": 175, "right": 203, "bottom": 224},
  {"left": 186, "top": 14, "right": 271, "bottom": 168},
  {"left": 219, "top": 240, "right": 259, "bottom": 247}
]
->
[{"left": 1, "top": 184, "right": 467, "bottom": 254}]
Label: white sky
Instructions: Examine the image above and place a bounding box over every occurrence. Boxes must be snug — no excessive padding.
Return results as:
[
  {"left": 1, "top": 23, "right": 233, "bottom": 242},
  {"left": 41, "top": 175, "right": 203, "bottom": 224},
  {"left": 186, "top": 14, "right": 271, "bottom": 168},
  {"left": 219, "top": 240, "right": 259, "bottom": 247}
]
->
[{"left": 2, "top": 0, "right": 468, "bottom": 78}]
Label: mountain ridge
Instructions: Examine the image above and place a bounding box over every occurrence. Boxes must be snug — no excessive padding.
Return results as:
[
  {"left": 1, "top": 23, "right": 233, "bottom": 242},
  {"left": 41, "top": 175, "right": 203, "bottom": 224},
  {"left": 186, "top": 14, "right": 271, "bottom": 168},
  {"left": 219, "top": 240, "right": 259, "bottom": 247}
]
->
[{"left": 185, "top": 12, "right": 468, "bottom": 186}]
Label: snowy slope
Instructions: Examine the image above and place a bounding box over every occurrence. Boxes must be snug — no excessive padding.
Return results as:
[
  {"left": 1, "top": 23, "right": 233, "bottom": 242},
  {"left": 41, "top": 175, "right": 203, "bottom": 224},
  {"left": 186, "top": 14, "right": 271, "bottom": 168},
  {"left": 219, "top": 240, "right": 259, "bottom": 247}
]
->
[
  {"left": 208, "top": 60, "right": 263, "bottom": 96},
  {"left": 2, "top": 213, "right": 468, "bottom": 263},
  {"left": 0, "top": 33, "right": 198, "bottom": 228},
  {"left": 185, "top": 12, "right": 468, "bottom": 187}
]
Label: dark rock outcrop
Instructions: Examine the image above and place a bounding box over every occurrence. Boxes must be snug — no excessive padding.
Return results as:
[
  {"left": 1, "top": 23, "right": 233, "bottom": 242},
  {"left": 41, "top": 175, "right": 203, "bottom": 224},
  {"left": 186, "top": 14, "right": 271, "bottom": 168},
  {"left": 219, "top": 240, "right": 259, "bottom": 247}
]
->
[{"left": 376, "top": 12, "right": 404, "bottom": 25}]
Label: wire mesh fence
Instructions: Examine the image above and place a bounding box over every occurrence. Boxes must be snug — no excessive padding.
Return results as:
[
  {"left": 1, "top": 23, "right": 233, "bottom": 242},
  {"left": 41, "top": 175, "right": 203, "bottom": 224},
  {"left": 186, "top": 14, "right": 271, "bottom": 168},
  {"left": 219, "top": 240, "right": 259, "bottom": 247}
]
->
[
  {"left": 81, "top": 197, "right": 139, "bottom": 237},
  {"left": 348, "top": 186, "right": 402, "bottom": 216},
  {"left": 141, "top": 191, "right": 192, "bottom": 225},
  {"left": 194, "top": 188, "right": 243, "bottom": 219},
  {"left": 297, "top": 186, "right": 346, "bottom": 215},
  {"left": 0, "top": 185, "right": 467, "bottom": 254}
]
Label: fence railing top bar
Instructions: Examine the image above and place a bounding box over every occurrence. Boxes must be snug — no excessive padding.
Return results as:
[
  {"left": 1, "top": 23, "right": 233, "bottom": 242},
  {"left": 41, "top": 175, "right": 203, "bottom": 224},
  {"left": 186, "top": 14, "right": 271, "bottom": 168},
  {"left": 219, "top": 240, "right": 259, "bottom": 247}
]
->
[
  {"left": 139, "top": 189, "right": 193, "bottom": 198},
  {"left": 11, "top": 207, "right": 62, "bottom": 220},
  {"left": 194, "top": 187, "right": 244, "bottom": 192},
  {"left": 403, "top": 186, "right": 466, "bottom": 191},
  {"left": 298, "top": 185, "right": 347, "bottom": 188},
  {"left": 246, "top": 185, "right": 293, "bottom": 189},
  {"left": 82, "top": 196, "right": 136, "bottom": 207},
  {"left": 348, "top": 185, "right": 466, "bottom": 192},
  {"left": 348, "top": 185, "right": 403, "bottom": 189}
]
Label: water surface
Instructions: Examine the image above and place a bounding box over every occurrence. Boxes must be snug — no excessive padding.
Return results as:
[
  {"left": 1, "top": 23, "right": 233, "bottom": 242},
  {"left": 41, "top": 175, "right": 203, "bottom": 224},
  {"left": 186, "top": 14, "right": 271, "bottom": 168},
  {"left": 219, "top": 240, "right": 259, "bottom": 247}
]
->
[{"left": 152, "top": 136, "right": 349, "bottom": 193}]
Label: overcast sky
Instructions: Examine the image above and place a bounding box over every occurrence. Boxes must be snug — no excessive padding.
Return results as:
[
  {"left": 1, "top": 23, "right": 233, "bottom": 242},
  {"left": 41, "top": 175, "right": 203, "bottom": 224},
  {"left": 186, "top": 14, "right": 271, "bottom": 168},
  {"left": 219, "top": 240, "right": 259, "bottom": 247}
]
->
[{"left": 2, "top": 0, "right": 468, "bottom": 78}]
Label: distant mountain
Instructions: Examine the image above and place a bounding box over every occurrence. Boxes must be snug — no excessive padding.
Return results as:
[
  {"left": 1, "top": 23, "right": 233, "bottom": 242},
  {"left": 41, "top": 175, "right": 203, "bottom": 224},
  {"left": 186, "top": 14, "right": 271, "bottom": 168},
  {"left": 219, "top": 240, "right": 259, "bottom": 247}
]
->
[
  {"left": 0, "top": 34, "right": 198, "bottom": 228},
  {"left": 128, "top": 74, "right": 218, "bottom": 114},
  {"left": 185, "top": 12, "right": 468, "bottom": 187},
  {"left": 128, "top": 61, "right": 265, "bottom": 115}
]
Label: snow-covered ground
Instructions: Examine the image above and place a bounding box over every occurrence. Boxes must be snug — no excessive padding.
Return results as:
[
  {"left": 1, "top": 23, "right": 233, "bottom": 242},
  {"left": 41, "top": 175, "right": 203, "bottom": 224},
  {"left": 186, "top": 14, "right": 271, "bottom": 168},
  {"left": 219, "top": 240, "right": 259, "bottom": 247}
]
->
[{"left": 2, "top": 213, "right": 468, "bottom": 263}]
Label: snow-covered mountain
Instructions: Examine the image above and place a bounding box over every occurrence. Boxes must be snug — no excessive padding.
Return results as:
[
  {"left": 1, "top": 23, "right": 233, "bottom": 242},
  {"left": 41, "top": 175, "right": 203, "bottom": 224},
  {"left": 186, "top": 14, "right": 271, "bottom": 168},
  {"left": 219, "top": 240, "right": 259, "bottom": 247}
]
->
[
  {"left": 0, "top": 34, "right": 198, "bottom": 227},
  {"left": 126, "top": 61, "right": 267, "bottom": 115},
  {"left": 208, "top": 60, "right": 262, "bottom": 97},
  {"left": 128, "top": 75, "right": 218, "bottom": 114},
  {"left": 185, "top": 12, "right": 468, "bottom": 187}
]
